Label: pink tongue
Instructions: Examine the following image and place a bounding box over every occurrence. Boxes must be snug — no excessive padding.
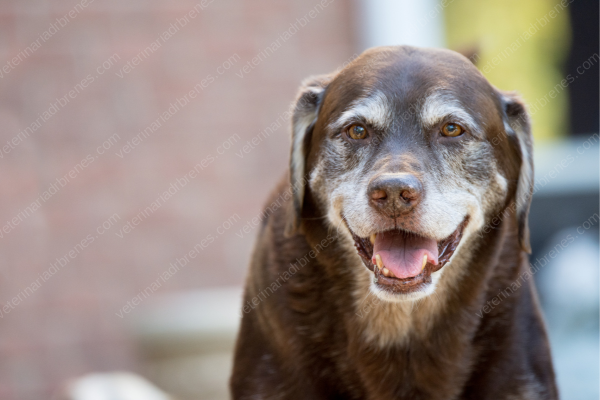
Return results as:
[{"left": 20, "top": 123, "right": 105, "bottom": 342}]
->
[{"left": 372, "top": 231, "right": 439, "bottom": 279}]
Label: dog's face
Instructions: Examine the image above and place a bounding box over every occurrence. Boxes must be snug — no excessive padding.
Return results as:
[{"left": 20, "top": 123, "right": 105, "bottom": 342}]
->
[{"left": 287, "top": 46, "right": 533, "bottom": 302}]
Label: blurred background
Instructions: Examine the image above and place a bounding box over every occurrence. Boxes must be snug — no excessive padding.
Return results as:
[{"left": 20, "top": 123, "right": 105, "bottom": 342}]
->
[{"left": 0, "top": 0, "right": 597, "bottom": 399}]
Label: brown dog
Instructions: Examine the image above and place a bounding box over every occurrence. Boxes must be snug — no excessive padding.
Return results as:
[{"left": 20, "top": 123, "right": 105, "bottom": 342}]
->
[{"left": 231, "top": 46, "right": 558, "bottom": 400}]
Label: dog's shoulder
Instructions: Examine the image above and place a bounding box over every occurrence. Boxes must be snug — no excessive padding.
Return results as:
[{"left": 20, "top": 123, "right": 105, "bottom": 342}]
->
[
  {"left": 234, "top": 176, "right": 358, "bottom": 398},
  {"left": 243, "top": 173, "right": 328, "bottom": 323}
]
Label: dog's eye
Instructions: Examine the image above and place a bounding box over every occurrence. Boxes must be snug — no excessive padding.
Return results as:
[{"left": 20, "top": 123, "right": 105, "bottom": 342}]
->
[
  {"left": 441, "top": 123, "right": 464, "bottom": 137},
  {"left": 347, "top": 124, "right": 368, "bottom": 140}
]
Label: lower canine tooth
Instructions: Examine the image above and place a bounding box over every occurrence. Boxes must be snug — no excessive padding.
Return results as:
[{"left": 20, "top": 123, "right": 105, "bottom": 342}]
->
[
  {"left": 375, "top": 254, "right": 384, "bottom": 269},
  {"left": 421, "top": 255, "right": 427, "bottom": 270},
  {"left": 370, "top": 234, "right": 376, "bottom": 245},
  {"left": 382, "top": 267, "right": 390, "bottom": 277}
]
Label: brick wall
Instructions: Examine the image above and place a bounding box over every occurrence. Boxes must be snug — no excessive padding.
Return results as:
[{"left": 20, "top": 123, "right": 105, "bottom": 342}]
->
[{"left": 0, "top": 0, "right": 356, "bottom": 398}]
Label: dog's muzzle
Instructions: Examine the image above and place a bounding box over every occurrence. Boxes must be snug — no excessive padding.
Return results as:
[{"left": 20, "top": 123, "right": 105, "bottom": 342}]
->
[{"left": 348, "top": 218, "right": 468, "bottom": 294}]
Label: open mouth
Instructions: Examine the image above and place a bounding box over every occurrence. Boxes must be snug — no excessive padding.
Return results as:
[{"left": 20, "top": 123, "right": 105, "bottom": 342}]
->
[{"left": 348, "top": 218, "right": 469, "bottom": 294}]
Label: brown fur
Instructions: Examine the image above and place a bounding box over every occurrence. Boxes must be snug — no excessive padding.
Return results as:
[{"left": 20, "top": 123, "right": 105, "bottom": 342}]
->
[{"left": 231, "top": 46, "right": 557, "bottom": 400}]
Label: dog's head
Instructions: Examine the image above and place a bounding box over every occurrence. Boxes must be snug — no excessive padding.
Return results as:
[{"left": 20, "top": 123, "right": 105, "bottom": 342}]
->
[{"left": 286, "top": 46, "right": 533, "bottom": 302}]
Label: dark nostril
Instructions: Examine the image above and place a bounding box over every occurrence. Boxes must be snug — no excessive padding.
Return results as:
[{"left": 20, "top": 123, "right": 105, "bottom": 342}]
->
[
  {"left": 400, "top": 189, "right": 417, "bottom": 202},
  {"left": 371, "top": 189, "right": 387, "bottom": 201}
]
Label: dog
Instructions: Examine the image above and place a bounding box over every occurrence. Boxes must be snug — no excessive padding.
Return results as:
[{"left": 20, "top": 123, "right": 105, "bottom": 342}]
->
[{"left": 231, "top": 46, "right": 558, "bottom": 400}]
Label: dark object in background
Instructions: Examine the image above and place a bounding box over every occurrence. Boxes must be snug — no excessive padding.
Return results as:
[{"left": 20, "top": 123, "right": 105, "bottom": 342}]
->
[{"left": 566, "top": 0, "right": 599, "bottom": 136}]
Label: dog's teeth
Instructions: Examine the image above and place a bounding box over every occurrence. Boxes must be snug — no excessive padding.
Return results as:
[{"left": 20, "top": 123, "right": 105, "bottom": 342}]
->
[
  {"left": 382, "top": 267, "right": 390, "bottom": 277},
  {"left": 375, "top": 254, "right": 384, "bottom": 269},
  {"left": 421, "top": 255, "right": 427, "bottom": 270},
  {"left": 370, "top": 234, "right": 376, "bottom": 245}
]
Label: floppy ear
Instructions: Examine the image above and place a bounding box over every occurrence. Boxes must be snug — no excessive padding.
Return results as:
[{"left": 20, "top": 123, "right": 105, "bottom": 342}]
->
[
  {"left": 284, "top": 74, "right": 333, "bottom": 237},
  {"left": 501, "top": 91, "right": 534, "bottom": 253}
]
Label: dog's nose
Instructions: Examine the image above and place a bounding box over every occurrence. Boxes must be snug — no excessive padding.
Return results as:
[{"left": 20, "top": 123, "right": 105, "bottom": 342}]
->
[{"left": 368, "top": 173, "right": 423, "bottom": 215}]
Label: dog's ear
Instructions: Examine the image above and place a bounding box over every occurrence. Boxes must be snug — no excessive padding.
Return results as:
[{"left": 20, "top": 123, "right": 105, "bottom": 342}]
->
[
  {"left": 501, "top": 91, "right": 534, "bottom": 253},
  {"left": 285, "top": 74, "right": 333, "bottom": 237}
]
